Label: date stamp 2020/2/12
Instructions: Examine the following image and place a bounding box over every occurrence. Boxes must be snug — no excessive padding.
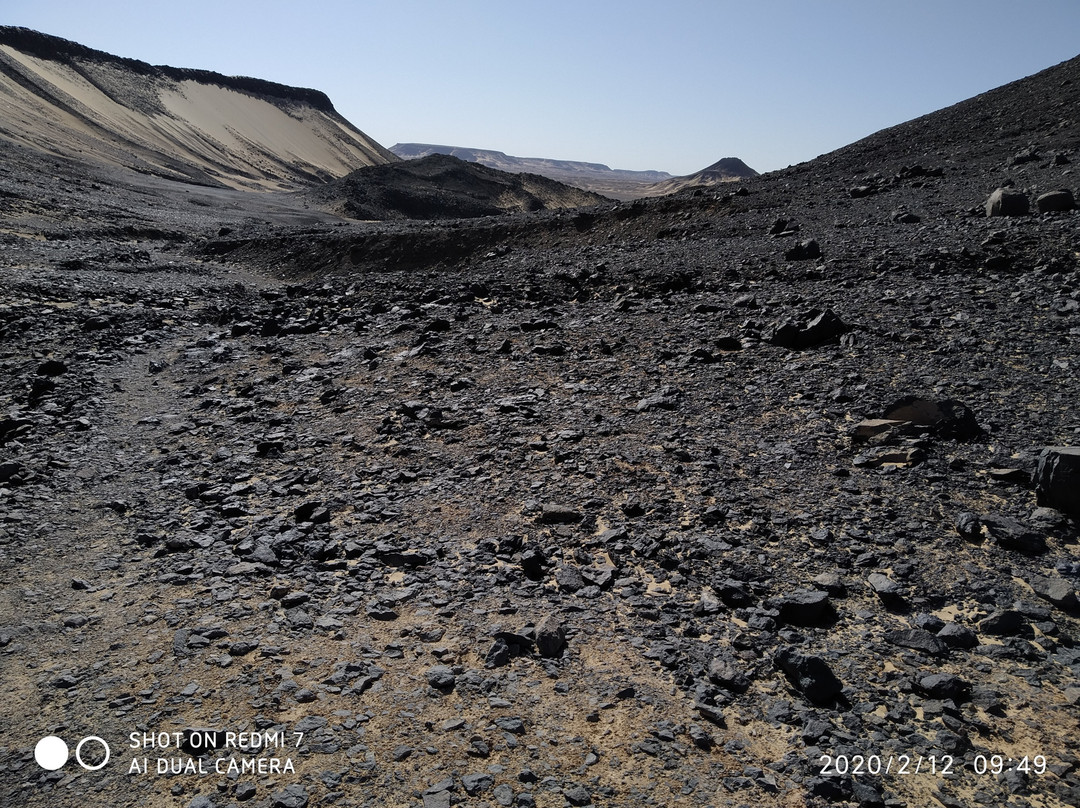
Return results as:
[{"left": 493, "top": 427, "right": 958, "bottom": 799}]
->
[{"left": 819, "top": 753, "right": 1050, "bottom": 777}]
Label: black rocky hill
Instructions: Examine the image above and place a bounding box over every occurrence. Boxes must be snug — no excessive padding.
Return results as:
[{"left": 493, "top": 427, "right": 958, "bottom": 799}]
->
[{"left": 309, "top": 153, "right": 609, "bottom": 220}]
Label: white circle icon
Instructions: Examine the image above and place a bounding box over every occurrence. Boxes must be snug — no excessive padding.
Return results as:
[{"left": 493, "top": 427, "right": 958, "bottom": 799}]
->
[
  {"left": 75, "top": 736, "right": 110, "bottom": 771},
  {"left": 35, "top": 736, "right": 69, "bottom": 770}
]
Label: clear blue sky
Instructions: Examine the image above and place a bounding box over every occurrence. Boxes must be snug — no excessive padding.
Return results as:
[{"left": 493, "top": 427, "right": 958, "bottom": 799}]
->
[{"left": 5, "top": 1, "right": 1080, "bottom": 175}]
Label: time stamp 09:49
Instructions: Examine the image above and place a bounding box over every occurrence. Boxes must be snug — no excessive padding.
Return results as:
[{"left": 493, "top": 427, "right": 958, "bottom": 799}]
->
[{"left": 819, "top": 753, "right": 1050, "bottom": 777}]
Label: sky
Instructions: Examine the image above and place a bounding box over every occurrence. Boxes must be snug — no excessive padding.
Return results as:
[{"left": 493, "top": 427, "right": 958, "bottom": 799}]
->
[{"left": 5, "top": 0, "right": 1080, "bottom": 176}]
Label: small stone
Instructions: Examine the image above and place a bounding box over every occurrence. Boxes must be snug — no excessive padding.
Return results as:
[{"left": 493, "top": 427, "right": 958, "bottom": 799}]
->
[
  {"left": 563, "top": 785, "right": 591, "bottom": 806},
  {"left": 812, "top": 572, "right": 846, "bottom": 597},
  {"left": 535, "top": 616, "right": 566, "bottom": 658},
  {"left": 882, "top": 396, "right": 982, "bottom": 440},
  {"left": 707, "top": 657, "right": 751, "bottom": 693},
  {"left": 937, "top": 622, "right": 978, "bottom": 649},
  {"left": 422, "top": 792, "right": 451, "bottom": 808},
  {"left": 37, "top": 359, "right": 68, "bottom": 377},
  {"left": 776, "top": 589, "right": 833, "bottom": 626},
  {"left": 485, "top": 637, "right": 513, "bottom": 668},
  {"left": 917, "top": 673, "right": 970, "bottom": 702},
  {"left": 785, "top": 239, "right": 821, "bottom": 260},
  {"left": 955, "top": 512, "right": 982, "bottom": 541},
  {"left": 492, "top": 783, "right": 515, "bottom": 807},
  {"left": 688, "top": 724, "right": 713, "bottom": 749},
  {"left": 884, "top": 628, "right": 948, "bottom": 656},
  {"left": 771, "top": 309, "right": 848, "bottom": 349},
  {"left": 279, "top": 591, "right": 310, "bottom": 607},
  {"left": 425, "top": 665, "right": 456, "bottom": 690},
  {"left": 867, "top": 572, "right": 905, "bottom": 608},
  {"left": 538, "top": 504, "right": 581, "bottom": 524},
  {"left": 494, "top": 716, "right": 525, "bottom": 735},
  {"left": 981, "top": 514, "right": 1046, "bottom": 554},
  {"left": 271, "top": 784, "right": 309, "bottom": 808},
  {"left": 555, "top": 565, "right": 585, "bottom": 593},
  {"left": 235, "top": 783, "right": 257, "bottom": 801},
  {"left": 461, "top": 772, "right": 494, "bottom": 795}
]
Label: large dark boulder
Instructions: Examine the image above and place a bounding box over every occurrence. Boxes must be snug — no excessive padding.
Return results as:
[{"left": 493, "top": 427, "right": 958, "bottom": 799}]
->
[
  {"left": 776, "top": 589, "right": 834, "bottom": 626},
  {"left": 882, "top": 396, "right": 983, "bottom": 441},
  {"left": 775, "top": 647, "right": 843, "bottom": 705},
  {"left": 1034, "top": 447, "right": 1080, "bottom": 515},
  {"left": 985, "top": 187, "right": 1029, "bottom": 217},
  {"left": 1035, "top": 189, "right": 1075, "bottom": 213},
  {"left": 784, "top": 239, "right": 821, "bottom": 260},
  {"left": 981, "top": 514, "right": 1046, "bottom": 554},
  {"left": 771, "top": 309, "right": 849, "bottom": 349}
]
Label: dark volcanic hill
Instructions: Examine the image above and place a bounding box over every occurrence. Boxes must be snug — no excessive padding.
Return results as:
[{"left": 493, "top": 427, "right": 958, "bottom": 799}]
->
[
  {"left": 643, "top": 156, "right": 759, "bottom": 196},
  {"left": 310, "top": 153, "right": 609, "bottom": 220},
  {"left": 389, "top": 143, "right": 759, "bottom": 200},
  {"left": 1, "top": 36, "right": 1080, "bottom": 808},
  {"left": 392, "top": 142, "right": 678, "bottom": 200}
]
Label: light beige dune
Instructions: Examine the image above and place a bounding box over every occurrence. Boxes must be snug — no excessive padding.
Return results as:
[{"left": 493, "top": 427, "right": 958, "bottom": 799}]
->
[{"left": 0, "top": 42, "right": 394, "bottom": 190}]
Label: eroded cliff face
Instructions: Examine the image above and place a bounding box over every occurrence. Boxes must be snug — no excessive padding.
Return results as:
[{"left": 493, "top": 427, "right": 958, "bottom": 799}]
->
[{"left": 0, "top": 26, "right": 396, "bottom": 191}]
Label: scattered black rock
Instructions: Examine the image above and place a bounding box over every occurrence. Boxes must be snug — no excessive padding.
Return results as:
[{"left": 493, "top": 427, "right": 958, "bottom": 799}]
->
[
  {"left": 1028, "top": 574, "right": 1079, "bottom": 611},
  {"left": 774, "top": 647, "right": 843, "bottom": 705},
  {"left": 981, "top": 514, "right": 1047, "bottom": 554},
  {"left": 936, "top": 622, "right": 978, "bottom": 649},
  {"left": 535, "top": 616, "right": 567, "bottom": 658},
  {"left": 884, "top": 628, "right": 948, "bottom": 656},
  {"left": 425, "top": 665, "right": 457, "bottom": 691},
  {"left": 916, "top": 673, "right": 970, "bottom": 702},
  {"left": 881, "top": 397, "right": 983, "bottom": 441},
  {"left": 770, "top": 309, "right": 849, "bottom": 349},
  {"left": 867, "top": 572, "right": 906, "bottom": 610},
  {"left": 538, "top": 504, "right": 582, "bottom": 524},
  {"left": 784, "top": 239, "right": 821, "bottom": 261},
  {"left": 775, "top": 589, "right": 834, "bottom": 626}
]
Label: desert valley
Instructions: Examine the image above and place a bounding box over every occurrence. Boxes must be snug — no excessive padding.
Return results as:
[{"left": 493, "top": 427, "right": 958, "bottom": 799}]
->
[{"left": 1, "top": 25, "right": 1079, "bottom": 808}]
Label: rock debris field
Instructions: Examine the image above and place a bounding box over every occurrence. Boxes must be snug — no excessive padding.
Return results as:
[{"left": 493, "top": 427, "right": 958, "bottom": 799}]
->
[{"left": 2, "top": 50, "right": 1080, "bottom": 808}]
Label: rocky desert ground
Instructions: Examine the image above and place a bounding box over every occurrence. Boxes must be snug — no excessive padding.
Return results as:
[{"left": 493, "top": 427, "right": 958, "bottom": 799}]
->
[{"left": 1, "top": 27, "right": 1079, "bottom": 808}]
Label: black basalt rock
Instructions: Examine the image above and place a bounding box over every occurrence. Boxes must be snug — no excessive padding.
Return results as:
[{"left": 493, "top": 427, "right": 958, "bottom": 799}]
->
[{"left": 774, "top": 647, "right": 843, "bottom": 705}]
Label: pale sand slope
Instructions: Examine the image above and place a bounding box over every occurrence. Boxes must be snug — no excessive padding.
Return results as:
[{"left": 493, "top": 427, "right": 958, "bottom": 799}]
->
[{"left": 0, "top": 39, "right": 396, "bottom": 191}]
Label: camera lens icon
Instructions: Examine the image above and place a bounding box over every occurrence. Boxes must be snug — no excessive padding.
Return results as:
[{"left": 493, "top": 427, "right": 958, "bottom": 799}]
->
[
  {"left": 35, "top": 735, "right": 110, "bottom": 771},
  {"left": 34, "top": 736, "right": 68, "bottom": 771}
]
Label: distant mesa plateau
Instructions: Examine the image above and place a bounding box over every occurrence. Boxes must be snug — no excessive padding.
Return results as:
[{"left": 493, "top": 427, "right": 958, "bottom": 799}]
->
[
  {"left": 391, "top": 142, "right": 759, "bottom": 199},
  {"left": 1, "top": 25, "right": 1080, "bottom": 808}
]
